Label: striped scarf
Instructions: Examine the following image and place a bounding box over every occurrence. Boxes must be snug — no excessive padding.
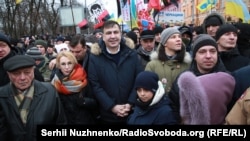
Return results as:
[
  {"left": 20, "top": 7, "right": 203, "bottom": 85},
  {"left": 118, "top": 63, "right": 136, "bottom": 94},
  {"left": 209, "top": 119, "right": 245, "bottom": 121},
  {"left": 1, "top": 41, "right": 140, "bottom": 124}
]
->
[
  {"left": 12, "top": 82, "right": 35, "bottom": 125},
  {"left": 51, "top": 64, "right": 87, "bottom": 95}
]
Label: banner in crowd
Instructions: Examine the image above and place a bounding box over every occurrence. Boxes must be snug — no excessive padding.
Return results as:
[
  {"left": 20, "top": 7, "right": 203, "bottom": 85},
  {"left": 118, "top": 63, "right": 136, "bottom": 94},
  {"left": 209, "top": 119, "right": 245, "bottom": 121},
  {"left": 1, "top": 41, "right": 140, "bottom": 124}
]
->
[
  {"left": 152, "top": 0, "right": 184, "bottom": 26},
  {"left": 87, "top": 0, "right": 118, "bottom": 29}
]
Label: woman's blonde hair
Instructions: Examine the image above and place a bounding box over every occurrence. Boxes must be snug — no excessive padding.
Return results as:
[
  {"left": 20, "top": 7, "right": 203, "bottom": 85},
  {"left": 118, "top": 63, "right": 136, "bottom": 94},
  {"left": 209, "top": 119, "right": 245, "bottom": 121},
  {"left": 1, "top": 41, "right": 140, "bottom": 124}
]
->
[{"left": 56, "top": 51, "right": 78, "bottom": 68}]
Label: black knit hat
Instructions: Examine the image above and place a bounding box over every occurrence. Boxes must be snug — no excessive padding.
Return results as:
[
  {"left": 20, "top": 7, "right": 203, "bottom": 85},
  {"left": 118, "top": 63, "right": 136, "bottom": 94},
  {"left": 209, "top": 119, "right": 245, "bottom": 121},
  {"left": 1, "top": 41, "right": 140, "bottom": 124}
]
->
[
  {"left": 126, "top": 31, "right": 137, "bottom": 45},
  {"left": 192, "top": 34, "right": 218, "bottom": 58},
  {"left": 26, "top": 47, "right": 45, "bottom": 60},
  {"left": 154, "top": 26, "right": 164, "bottom": 34},
  {"left": 134, "top": 71, "right": 159, "bottom": 94},
  {"left": 215, "top": 24, "right": 238, "bottom": 41},
  {"left": 205, "top": 16, "right": 222, "bottom": 27},
  {"left": 179, "top": 26, "right": 191, "bottom": 35},
  {"left": 0, "top": 32, "right": 11, "bottom": 47},
  {"left": 56, "top": 37, "right": 65, "bottom": 43}
]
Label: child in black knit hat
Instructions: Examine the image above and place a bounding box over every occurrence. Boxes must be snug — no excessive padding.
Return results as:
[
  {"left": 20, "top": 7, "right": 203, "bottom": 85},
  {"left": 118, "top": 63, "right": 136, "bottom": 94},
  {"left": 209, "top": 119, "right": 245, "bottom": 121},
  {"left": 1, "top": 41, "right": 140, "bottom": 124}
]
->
[{"left": 127, "top": 71, "right": 177, "bottom": 125}]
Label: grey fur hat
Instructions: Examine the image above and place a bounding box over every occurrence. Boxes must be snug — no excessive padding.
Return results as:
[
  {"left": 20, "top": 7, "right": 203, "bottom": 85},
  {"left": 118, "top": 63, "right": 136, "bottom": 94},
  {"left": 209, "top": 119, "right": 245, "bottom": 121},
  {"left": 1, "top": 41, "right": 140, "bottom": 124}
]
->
[{"left": 160, "top": 27, "right": 180, "bottom": 45}]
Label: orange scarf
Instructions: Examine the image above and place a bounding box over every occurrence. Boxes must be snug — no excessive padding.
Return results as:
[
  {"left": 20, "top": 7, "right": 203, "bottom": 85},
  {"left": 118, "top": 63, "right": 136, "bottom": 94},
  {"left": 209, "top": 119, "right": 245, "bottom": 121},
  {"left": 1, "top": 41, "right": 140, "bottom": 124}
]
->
[{"left": 52, "top": 64, "right": 87, "bottom": 95}]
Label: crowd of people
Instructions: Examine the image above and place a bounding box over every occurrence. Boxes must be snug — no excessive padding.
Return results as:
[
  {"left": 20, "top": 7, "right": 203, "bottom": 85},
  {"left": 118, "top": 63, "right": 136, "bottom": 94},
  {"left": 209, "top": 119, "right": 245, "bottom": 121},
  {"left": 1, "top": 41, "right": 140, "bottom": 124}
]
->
[{"left": 1, "top": 12, "right": 250, "bottom": 140}]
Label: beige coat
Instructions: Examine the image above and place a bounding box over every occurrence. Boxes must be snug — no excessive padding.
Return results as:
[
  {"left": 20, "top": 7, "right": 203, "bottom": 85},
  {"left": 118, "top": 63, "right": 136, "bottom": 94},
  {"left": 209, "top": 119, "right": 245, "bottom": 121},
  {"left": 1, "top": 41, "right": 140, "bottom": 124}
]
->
[
  {"left": 225, "top": 88, "right": 250, "bottom": 125},
  {"left": 145, "top": 52, "right": 191, "bottom": 93}
]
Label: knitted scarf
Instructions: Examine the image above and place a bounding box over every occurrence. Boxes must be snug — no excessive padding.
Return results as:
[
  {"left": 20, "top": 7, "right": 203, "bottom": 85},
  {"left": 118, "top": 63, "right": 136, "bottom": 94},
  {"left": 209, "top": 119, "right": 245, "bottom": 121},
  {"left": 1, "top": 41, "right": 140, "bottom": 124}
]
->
[
  {"left": 137, "top": 46, "right": 153, "bottom": 56},
  {"left": 12, "top": 82, "right": 35, "bottom": 125},
  {"left": 52, "top": 64, "right": 87, "bottom": 95}
]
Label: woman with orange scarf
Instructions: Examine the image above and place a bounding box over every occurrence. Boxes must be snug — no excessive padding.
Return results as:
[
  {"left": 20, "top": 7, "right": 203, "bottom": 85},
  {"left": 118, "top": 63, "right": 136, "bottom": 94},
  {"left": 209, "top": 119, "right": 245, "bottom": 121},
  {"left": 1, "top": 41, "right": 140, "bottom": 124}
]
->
[{"left": 51, "top": 51, "right": 98, "bottom": 124}]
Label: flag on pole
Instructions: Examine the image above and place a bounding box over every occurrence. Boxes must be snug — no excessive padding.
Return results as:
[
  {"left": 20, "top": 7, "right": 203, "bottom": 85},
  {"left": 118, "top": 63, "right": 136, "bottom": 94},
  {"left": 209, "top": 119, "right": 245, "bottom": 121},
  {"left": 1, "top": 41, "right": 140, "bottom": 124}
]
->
[
  {"left": 196, "top": 0, "right": 217, "bottom": 13},
  {"left": 225, "top": 0, "right": 250, "bottom": 22},
  {"left": 130, "top": 0, "right": 138, "bottom": 28},
  {"left": 77, "top": 19, "right": 88, "bottom": 29},
  {"left": 16, "top": 0, "right": 22, "bottom": 4},
  {"left": 97, "top": 9, "right": 110, "bottom": 22}
]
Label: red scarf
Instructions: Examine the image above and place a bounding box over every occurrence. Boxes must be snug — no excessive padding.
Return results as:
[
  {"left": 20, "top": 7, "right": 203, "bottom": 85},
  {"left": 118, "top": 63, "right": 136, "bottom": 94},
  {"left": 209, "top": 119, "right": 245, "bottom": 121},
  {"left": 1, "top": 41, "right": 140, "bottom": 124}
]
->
[{"left": 52, "top": 64, "right": 87, "bottom": 95}]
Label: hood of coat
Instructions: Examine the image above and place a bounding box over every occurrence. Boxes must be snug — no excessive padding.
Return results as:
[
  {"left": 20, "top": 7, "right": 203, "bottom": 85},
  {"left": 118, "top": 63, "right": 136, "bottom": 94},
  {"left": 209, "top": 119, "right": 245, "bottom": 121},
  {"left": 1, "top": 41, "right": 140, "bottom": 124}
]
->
[
  {"left": 90, "top": 37, "right": 135, "bottom": 55},
  {"left": 202, "top": 13, "right": 226, "bottom": 34},
  {"left": 150, "top": 49, "right": 192, "bottom": 64},
  {"left": 150, "top": 81, "right": 165, "bottom": 106}
]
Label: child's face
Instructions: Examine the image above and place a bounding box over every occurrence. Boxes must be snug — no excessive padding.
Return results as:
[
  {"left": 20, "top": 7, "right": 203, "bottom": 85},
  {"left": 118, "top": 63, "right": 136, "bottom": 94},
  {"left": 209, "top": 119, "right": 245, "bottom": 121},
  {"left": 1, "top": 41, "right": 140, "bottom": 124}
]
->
[{"left": 136, "top": 88, "right": 154, "bottom": 102}]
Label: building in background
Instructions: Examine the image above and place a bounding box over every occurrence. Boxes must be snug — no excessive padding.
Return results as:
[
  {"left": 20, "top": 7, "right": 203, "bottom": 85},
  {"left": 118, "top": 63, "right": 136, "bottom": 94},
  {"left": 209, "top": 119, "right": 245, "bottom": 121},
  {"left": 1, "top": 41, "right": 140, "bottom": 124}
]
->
[{"left": 182, "top": 0, "right": 250, "bottom": 26}]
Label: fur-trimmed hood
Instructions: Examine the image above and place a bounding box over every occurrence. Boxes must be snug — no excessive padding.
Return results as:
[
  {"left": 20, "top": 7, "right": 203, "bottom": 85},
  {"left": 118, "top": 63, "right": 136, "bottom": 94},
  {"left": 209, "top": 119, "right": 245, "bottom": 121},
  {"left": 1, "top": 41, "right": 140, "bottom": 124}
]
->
[
  {"left": 202, "top": 12, "right": 226, "bottom": 34},
  {"left": 90, "top": 37, "right": 135, "bottom": 55},
  {"left": 178, "top": 71, "right": 210, "bottom": 124},
  {"left": 150, "top": 50, "right": 192, "bottom": 64}
]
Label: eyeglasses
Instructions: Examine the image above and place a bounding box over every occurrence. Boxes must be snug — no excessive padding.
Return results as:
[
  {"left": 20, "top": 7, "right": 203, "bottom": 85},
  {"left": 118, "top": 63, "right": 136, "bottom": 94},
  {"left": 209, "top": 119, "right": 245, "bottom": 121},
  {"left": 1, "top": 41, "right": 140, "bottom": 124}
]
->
[{"left": 60, "top": 62, "right": 73, "bottom": 67}]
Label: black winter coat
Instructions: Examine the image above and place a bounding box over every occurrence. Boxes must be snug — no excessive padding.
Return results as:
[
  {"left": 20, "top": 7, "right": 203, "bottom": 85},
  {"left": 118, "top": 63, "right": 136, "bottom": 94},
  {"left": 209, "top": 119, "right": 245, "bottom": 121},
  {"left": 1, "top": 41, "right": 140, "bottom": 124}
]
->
[
  {"left": 0, "top": 48, "right": 24, "bottom": 86},
  {"left": 219, "top": 48, "right": 250, "bottom": 72},
  {"left": 54, "top": 68, "right": 99, "bottom": 125},
  {"left": 88, "top": 38, "right": 143, "bottom": 124},
  {"left": 0, "top": 80, "right": 67, "bottom": 141},
  {"left": 169, "top": 58, "right": 228, "bottom": 123}
]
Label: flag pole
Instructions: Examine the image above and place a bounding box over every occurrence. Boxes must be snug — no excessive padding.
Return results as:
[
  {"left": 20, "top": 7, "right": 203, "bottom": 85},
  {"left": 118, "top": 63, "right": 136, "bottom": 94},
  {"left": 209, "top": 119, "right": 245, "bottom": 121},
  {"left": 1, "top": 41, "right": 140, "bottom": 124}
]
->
[
  {"left": 70, "top": 0, "right": 76, "bottom": 34},
  {"left": 84, "top": 0, "right": 89, "bottom": 34},
  {"left": 129, "top": 0, "right": 133, "bottom": 29}
]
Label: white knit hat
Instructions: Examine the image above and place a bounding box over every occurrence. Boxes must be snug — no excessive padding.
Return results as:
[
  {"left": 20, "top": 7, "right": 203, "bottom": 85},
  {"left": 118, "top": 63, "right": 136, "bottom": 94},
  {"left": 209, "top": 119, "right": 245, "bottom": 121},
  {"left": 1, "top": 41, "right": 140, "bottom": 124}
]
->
[{"left": 55, "top": 43, "right": 69, "bottom": 53}]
